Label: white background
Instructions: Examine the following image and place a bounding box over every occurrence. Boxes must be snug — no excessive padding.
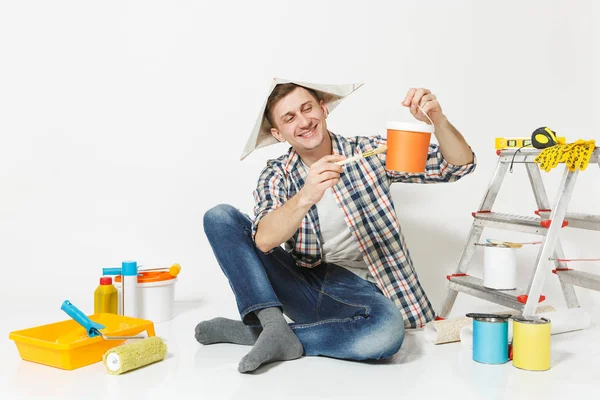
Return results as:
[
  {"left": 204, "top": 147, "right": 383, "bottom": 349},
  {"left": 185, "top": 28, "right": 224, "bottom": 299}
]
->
[{"left": 1, "top": 0, "right": 599, "bottom": 323}]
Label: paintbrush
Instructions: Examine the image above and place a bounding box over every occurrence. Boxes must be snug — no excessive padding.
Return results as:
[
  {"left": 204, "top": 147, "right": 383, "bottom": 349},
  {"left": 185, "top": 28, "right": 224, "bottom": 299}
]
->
[
  {"left": 485, "top": 239, "right": 542, "bottom": 249},
  {"left": 335, "top": 145, "right": 387, "bottom": 166}
]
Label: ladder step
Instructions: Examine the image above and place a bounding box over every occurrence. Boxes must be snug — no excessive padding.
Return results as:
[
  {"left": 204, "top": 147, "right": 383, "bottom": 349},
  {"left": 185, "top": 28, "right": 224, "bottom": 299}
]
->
[
  {"left": 554, "top": 269, "right": 600, "bottom": 291},
  {"left": 536, "top": 210, "right": 600, "bottom": 231},
  {"left": 447, "top": 274, "right": 546, "bottom": 310},
  {"left": 471, "top": 211, "right": 564, "bottom": 234}
]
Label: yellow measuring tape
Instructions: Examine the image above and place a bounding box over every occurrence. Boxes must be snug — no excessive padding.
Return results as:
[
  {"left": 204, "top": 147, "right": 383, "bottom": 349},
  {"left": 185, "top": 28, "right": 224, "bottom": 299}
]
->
[{"left": 534, "top": 139, "right": 596, "bottom": 172}]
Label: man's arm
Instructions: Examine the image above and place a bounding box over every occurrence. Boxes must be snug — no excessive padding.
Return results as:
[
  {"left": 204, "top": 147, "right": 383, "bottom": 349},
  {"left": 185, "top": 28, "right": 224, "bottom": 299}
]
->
[
  {"left": 431, "top": 116, "right": 474, "bottom": 166},
  {"left": 253, "top": 154, "right": 345, "bottom": 253},
  {"left": 403, "top": 87, "right": 474, "bottom": 166},
  {"left": 254, "top": 191, "right": 312, "bottom": 253}
]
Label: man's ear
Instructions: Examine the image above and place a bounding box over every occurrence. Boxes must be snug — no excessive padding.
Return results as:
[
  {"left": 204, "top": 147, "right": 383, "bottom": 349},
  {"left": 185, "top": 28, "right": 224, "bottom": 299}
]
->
[
  {"left": 319, "top": 100, "right": 328, "bottom": 118},
  {"left": 270, "top": 128, "right": 285, "bottom": 143}
]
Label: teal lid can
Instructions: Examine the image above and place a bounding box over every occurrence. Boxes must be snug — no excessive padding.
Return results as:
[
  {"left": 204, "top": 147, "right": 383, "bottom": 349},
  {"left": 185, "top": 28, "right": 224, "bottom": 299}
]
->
[{"left": 121, "top": 260, "right": 138, "bottom": 276}]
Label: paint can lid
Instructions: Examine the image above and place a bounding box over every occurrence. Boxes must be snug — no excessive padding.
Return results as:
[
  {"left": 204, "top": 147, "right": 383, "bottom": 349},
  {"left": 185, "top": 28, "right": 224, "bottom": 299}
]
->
[
  {"left": 512, "top": 316, "right": 551, "bottom": 324},
  {"left": 465, "top": 313, "right": 510, "bottom": 323}
]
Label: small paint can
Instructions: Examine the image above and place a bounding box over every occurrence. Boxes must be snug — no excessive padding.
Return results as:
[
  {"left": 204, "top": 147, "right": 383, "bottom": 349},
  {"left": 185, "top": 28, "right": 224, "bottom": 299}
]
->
[
  {"left": 512, "top": 316, "right": 551, "bottom": 371},
  {"left": 466, "top": 313, "right": 509, "bottom": 364}
]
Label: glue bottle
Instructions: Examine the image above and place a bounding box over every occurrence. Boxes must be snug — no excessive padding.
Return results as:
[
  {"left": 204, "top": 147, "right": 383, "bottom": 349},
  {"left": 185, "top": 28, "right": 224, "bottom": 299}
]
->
[{"left": 94, "top": 277, "right": 118, "bottom": 314}]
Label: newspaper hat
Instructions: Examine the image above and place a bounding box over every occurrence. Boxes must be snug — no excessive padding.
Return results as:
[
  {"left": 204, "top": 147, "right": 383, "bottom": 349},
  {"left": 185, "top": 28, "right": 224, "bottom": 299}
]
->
[{"left": 240, "top": 77, "right": 364, "bottom": 160}]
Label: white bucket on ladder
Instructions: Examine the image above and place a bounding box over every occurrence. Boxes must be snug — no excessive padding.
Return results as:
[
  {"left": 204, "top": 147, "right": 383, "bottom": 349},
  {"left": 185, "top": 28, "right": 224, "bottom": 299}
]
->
[{"left": 483, "top": 246, "right": 517, "bottom": 290}]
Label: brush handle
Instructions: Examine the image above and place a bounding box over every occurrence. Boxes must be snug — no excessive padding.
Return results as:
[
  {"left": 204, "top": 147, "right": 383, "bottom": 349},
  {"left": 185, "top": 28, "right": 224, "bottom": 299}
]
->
[
  {"left": 103, "top": 268, "right": 122, "bottom": 275},
  {"left": 334, "top": 146, "right": 387, "bottom": 166},
  {"left": 335, "top": 154, "right": 361, "bottom": 166}
]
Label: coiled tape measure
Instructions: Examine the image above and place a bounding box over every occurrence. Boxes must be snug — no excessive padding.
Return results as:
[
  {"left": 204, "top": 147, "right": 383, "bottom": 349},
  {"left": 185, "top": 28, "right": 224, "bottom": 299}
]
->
[{"left": 495, "top": 127, "right": 565, "bottom": 150}]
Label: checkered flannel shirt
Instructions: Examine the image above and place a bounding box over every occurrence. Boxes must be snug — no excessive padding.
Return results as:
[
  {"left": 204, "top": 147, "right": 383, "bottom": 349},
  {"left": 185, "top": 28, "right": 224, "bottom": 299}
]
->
[{"left": 251, "top": 132, "right": 476, "bottom": 328}]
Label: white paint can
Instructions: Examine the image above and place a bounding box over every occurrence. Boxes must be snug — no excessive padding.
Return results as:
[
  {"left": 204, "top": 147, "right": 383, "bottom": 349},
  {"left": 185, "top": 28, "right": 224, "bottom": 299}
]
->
[
  {"left": 115, "top": 271, "right": 177, "bottom": 323},
  {"left": 483, "top": 246, "right": 517, "bottom": 290}
]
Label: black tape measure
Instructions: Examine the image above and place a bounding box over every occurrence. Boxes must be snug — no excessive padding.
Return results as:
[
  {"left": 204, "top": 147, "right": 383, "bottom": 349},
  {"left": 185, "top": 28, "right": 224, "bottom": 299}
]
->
[{"left": 532, "top": 127, "right": 558, "bottom": 149}]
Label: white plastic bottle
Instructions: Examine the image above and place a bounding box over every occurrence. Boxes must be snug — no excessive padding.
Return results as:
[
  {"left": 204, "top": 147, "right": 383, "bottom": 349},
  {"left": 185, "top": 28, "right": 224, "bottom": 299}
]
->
[{"left": 121, "top": 260, "right": 139, "bottom": 318}]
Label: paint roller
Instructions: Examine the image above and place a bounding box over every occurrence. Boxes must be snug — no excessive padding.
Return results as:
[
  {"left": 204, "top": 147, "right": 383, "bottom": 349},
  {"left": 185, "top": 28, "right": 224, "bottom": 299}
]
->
[
  {"left": 61, "top": 300, "right": 168, "bottom": 374},
  {"left": 103, "top": 336, "right": 167, "bottom": 375}
]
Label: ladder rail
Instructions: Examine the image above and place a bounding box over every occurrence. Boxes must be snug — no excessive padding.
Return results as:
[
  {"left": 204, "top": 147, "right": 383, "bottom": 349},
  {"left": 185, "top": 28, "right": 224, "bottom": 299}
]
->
[
  {"left": 525, "top": 163, "right": 579, "bottom": 308},
  {"left": 523, "top": 166, "right": 579, "bottom": 316}
]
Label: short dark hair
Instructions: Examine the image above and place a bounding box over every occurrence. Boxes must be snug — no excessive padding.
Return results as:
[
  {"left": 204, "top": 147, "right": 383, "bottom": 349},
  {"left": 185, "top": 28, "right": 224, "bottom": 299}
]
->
[{"left": 265, "top": 83, "right": 320, "bottom": 128}]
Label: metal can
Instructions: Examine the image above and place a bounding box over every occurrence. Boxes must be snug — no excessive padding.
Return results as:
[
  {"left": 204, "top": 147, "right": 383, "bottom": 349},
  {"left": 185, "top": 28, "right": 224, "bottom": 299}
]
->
[
  {"left": 512, "top": 316, "right": 551, "bottom": 371},
  {"left": 466, "top": 313, "right": 509, "bottom": 364}
]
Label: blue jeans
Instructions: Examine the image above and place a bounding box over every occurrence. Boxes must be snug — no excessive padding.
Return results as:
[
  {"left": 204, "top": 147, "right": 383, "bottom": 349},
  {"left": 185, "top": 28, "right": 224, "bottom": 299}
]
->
[{"left": 203, "top": 204, "right": 405, "bottom": 361}]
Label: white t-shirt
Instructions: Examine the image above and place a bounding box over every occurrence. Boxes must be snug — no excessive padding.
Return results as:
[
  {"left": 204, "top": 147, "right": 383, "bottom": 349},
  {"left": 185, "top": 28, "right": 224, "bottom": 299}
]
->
[{"left": 302, "top": 162, "right": 376, "bottom": 283}]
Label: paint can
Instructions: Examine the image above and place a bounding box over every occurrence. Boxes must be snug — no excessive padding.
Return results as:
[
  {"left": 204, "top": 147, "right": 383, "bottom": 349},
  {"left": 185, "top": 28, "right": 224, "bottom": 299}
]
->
[
  {"left": 512, "top": 316, "right": 551, "bottom": 371},
  {"left": 483, "top": 245, "right": 517, "bottom": 290},
  {"left": 114, "top": 271, "right": 177, "bottom": 323},
  {"left": 466, "top": 313, "right": 509, "bottom": 364}
]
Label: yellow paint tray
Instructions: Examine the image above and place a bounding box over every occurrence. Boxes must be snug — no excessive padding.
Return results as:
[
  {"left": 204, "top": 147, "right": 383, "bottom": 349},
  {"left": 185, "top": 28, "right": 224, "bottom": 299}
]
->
[{"left": 9, "top": 313, "right": 156, "bottom": 370}]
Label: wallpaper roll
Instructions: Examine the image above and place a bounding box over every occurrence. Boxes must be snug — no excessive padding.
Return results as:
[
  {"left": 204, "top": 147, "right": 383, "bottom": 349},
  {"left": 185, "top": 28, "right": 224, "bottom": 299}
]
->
[
  {"left": 425, "top": 305, "right": 556, "bottom": 345},
  {"left": 460, "top": 307, "right": 590, "bottom": 349},
  {"left": 424, "top": 317, "right": 471, "bottom": 344}
]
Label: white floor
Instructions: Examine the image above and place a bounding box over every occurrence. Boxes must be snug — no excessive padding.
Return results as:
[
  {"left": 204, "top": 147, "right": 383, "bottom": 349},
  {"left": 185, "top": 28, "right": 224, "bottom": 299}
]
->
[{"left": 2, "top": 293, "right": 599, "bottom": 400}]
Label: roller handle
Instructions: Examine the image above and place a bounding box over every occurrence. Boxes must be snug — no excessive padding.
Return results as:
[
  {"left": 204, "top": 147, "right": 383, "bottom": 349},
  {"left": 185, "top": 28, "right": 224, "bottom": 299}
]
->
[
  {"left": 103, "top": 267, "right": 122, "bottom": 275},
  {"left": 61, "top": 300, "right": 106, "bottom": 337}
]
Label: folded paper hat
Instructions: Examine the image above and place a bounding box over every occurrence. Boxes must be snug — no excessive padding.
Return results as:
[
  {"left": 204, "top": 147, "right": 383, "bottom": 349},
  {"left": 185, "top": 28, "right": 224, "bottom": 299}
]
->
[{"left": 240, "top": 77, "right": 364, "bottom": 160}]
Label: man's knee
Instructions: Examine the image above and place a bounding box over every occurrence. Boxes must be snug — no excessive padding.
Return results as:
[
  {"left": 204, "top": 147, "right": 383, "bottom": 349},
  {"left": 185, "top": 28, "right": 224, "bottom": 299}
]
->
[
  {"left": 203, "top": 204, "right": 244, "bottom": 234},
  {"left": 351, "top": 306, "right": 405, "bottom": 360}
]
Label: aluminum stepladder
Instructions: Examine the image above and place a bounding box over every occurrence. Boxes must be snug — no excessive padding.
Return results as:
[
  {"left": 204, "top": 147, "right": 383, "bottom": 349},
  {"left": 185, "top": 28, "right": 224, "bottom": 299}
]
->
[{"left": 437, "top": 147, "right": 600, "bottom": 319}]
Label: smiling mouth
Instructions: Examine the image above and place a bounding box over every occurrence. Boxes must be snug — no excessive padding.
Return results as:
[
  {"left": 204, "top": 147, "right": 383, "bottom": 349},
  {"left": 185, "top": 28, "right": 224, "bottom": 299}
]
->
[{"left": 298, "top": 123, "right": 318, "bottom": 138}]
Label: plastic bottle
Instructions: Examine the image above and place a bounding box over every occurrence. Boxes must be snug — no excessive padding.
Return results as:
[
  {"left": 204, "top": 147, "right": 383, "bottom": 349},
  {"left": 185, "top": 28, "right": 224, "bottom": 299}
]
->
[
  {"left": 121, "top": 260, "right": 139, "bottom": 318},
  {"left": 94, "top": 277, "right": 118, "bottom": 314}
]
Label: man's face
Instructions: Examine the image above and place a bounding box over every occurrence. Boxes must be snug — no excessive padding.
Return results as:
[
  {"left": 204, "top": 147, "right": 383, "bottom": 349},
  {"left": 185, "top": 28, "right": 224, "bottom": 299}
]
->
[{"left": 269, "top": 87, "right": 329, "bottom": 153}]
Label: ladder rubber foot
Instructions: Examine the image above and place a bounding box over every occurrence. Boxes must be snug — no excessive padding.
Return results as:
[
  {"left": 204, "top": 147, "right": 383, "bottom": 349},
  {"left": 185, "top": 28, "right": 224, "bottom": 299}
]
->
[
  {"left": 435, "top": 316, "right": 445, "bottom": 321},
  {"left": 517, "top": 294, "right": 546, "bottom": 304}
]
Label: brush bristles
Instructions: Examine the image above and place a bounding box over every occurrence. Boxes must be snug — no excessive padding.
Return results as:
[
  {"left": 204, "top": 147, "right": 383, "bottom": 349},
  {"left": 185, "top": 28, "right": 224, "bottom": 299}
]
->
[{"left": 362, "top": 145, "right": 387, "bottom": 158}]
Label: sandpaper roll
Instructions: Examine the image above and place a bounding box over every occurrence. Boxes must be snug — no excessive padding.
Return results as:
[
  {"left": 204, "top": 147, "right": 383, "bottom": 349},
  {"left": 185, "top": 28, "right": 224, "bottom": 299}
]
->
[{"left": 103, "top": 336, "right": 167, "bottom": 375}]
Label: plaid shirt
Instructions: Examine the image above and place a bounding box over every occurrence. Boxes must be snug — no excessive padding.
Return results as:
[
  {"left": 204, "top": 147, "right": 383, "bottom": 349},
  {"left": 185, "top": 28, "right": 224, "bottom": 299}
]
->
[{"left": 251, "top": 132, "right": 476, "bottom": 328}]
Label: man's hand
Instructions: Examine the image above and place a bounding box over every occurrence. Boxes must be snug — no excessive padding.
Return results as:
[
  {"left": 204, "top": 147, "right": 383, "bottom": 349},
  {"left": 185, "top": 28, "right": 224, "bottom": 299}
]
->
[
  {"left": 254, "top": 153, "right": 345, "bottom": 253},
  {"left": 402, "top": 87, "right": 474, "bottom": 166},
  {"left": 298, "top": 154, "right": 346, "bottom": 207},
  {"left": 402, "top": 88, "right": 445, "bottom": 126}
]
